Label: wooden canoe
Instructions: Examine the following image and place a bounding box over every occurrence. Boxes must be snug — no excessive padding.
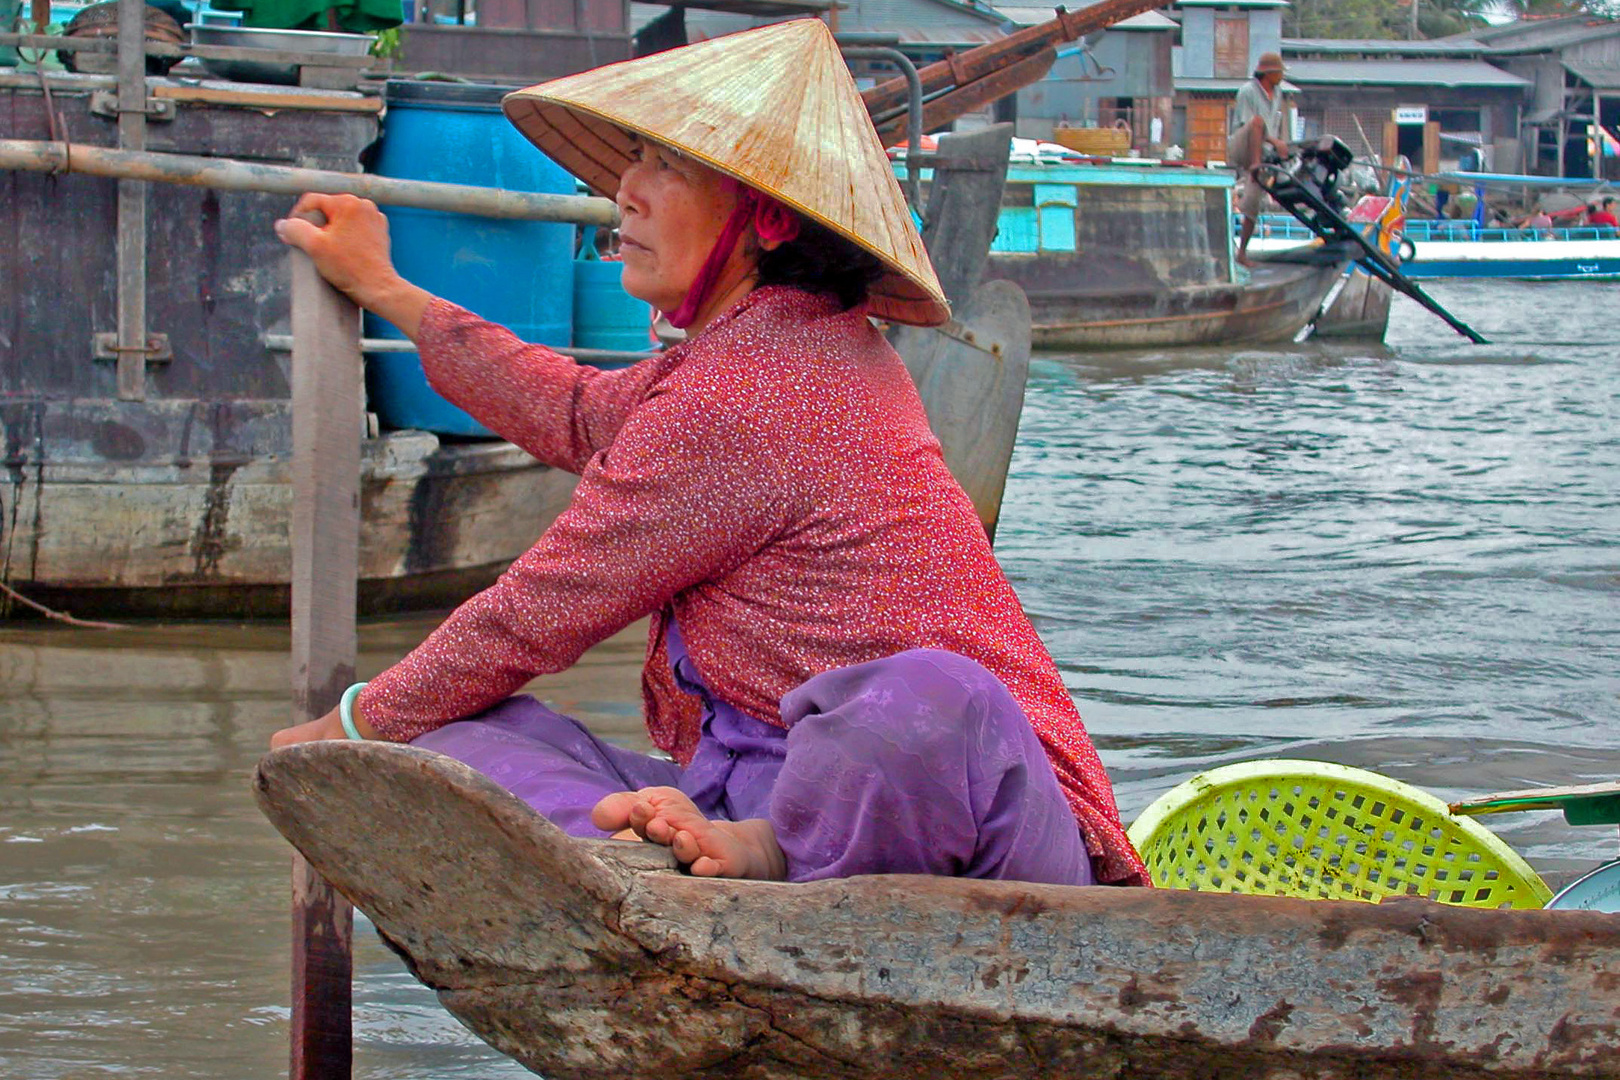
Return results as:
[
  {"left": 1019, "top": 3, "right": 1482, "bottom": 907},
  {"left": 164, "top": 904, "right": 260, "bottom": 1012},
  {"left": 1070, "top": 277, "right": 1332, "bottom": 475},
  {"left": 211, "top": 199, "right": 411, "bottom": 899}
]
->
[
  {"left": 254, "top": 741, "right": 1620, "bottom": 1080},
  {"left": 989, "top": 248, "right": 1351, "bottom": 350}
]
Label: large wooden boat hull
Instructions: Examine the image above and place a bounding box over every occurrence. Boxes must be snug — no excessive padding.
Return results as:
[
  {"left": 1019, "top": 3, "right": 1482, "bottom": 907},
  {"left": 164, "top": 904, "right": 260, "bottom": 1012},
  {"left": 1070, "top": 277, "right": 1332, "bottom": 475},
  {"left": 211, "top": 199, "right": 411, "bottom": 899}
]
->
[
  {"left": 256, "top": 741, "right": 1620, "bottom": 1080},
  {"left": 0, "top": 309, "right": 1028, "bottom": 620},
  {"left": 1, "top": 82, "right": 1029, "bottom": 618},
  {"left": 988, "top": 251, "right": 1348, "bottom": 350},
  {"left": 0, "top": 400, "right": 578, "bottom": 618}
]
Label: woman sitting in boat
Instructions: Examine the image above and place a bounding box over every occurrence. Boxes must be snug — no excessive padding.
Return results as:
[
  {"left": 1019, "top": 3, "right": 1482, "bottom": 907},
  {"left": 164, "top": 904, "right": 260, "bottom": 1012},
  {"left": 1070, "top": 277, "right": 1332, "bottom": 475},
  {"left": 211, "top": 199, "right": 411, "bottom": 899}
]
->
[{"left": 270, "top": 19, "right": 1146, "bottom": 890}]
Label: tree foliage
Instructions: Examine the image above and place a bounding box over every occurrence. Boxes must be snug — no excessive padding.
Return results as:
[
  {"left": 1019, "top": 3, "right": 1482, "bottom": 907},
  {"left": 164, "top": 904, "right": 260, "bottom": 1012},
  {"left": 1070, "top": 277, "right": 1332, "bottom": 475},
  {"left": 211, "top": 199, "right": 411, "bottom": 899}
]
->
[{"left": 1283, "top": 0, "right": 1616, "bottom": 40}]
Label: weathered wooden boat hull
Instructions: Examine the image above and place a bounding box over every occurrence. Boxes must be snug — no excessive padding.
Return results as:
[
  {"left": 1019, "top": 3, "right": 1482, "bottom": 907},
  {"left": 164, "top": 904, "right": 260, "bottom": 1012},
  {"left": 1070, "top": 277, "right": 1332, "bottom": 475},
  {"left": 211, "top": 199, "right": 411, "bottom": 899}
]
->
[
  {"left": 255, "top": 741, "right": 1620, "bottom": 1080},
  {"left": 1312, "top": 263, "right": 1395, "bottom": 340},
  {"left": 0, "top": 400, "right": 577, "bottom": 617},
  {"left": 987, "top": 252, "right": 1347, "bottom": 349}
]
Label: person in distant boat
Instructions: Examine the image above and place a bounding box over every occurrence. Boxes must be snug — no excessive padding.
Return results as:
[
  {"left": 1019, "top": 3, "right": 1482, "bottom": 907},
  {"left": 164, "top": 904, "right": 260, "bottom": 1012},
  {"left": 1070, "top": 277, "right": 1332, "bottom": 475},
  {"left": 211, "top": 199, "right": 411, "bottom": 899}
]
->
[
  {"left": 1586, "top": 199, "right": 1618, "bottom": 229},
  {"left": 1521, "top": 208, "right": 1554, "bottom": 238},
  {"left": 1229, "top": 52, "right": 1290, "bottom": 268},
  {"left": 270, "top": 20, "right": 1147, "bottom": 890}
]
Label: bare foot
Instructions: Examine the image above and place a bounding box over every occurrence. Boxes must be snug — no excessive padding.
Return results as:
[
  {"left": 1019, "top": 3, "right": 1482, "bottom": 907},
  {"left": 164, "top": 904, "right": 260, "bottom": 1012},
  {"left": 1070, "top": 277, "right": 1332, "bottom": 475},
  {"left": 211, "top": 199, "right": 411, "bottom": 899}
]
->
[
  {"left": 1236, "top": 253, "right": 1257, "bottom": 268},
  {"left": 591, "top": 787, "right": 787, "bottom": 880}
]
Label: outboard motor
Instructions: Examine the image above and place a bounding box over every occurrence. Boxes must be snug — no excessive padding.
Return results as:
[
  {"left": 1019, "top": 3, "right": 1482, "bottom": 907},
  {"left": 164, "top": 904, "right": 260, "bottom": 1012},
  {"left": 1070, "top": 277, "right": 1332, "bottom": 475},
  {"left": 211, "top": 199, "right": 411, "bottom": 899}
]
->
[
  {"left": 1260, "top": 136, "right": 1358, "bottom": 232},
  {"left": 1255, "top": 135, "right": 1487, "bottom": 343}
]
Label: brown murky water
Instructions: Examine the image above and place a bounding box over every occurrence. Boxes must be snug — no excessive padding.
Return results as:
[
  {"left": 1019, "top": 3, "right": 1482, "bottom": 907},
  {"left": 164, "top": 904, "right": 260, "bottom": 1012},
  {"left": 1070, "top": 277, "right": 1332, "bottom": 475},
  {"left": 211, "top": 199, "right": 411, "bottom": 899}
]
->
[
  {"left": 0, "top": 618, "right": 646, "bottom": 1079},
  {"left": 3, "top": 281, "right": 1618, "bottom": 1078}
]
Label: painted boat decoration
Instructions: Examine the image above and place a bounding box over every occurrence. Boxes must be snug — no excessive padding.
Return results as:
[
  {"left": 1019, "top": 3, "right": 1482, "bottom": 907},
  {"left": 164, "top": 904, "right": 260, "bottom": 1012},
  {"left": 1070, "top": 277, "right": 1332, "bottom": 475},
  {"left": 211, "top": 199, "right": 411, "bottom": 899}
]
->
[
  {"left": 254, "top": 739, "right": 1620, "bottom": 1080},
  {"left": 1306, "top": 173, "right": 1411, "bottom": 340}
]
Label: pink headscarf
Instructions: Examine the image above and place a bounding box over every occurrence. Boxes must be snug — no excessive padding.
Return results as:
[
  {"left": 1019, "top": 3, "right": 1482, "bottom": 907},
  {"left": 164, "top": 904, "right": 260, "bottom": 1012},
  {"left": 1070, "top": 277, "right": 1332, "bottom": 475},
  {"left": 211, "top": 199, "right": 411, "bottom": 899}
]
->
[{"left": 664, "top": 177, "right": 802, "bottom": 329}]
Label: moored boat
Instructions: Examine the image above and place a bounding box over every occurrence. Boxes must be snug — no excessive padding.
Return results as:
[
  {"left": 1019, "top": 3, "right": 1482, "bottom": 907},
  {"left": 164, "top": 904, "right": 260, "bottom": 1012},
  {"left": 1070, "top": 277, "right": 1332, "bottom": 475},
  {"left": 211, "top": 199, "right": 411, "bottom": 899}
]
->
[
  {"left": 0, "top": 71, "right": 596, "bottom": 618},
  {"left": 1253, "top": 218, "right": 1620, "bottom": 281},
  {"left": 960, "top": 157, "right": 1351, "bottom": 348},
  {"left": 1, "top": 77, "right": 1030, "bottom": 619},
  {"left": 255, "top": 739, "right": 1620, "bottom": 1080}
]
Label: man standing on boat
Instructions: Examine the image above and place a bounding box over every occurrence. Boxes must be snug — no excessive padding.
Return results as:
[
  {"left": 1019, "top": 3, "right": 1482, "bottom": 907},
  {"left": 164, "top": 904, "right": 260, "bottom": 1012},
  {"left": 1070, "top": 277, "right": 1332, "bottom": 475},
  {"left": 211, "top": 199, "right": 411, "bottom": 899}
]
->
[{"left": 1229, "top": 52, "right": 1290, "bottom": 268}]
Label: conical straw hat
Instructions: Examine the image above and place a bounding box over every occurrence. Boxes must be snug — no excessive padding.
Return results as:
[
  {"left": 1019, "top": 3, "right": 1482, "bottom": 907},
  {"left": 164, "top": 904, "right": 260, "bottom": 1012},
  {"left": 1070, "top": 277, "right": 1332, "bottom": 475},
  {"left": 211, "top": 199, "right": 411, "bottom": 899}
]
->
[{"left": 502, "top": 19, "right": 948, "bottom": 327}]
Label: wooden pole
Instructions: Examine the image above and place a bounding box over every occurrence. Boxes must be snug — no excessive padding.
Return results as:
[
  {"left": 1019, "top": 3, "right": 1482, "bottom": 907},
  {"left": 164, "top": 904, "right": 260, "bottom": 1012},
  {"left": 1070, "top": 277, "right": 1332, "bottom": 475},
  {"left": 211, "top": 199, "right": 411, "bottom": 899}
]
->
[
  {"left": 1597, "top": 93, "right": 1606, "bottom": 182},
  {"left": 287, "top": 208, "right": 362, "bottom": 1080},
  {"left": 114, "top": 0, "right": 147, "bottom": 401},
  {"left": 0, "top": 140, "right": 619, "bottom": 224}
]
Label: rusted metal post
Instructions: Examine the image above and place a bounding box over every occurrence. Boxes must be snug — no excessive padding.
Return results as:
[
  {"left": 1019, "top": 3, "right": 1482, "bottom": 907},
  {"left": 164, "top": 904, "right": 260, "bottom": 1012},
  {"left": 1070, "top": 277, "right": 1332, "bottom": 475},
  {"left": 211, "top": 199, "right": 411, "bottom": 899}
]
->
[
  {"left": 114, "top": 0, "right": 148, "bottom": 401},
  {"left": 287, "top": 208, "right": 361, "bottom": 1080},
  {"left": 840, "top": 46, "right": 922, "bottom": 212},
  {"left": 872, "top": 49, "right": 1057, "bottom": 147}
]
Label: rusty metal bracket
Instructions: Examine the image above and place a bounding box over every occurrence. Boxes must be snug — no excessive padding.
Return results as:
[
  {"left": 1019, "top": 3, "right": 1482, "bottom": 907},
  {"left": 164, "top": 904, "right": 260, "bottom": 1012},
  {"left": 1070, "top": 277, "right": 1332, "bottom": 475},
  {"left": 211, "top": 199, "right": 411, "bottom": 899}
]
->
[
  {"left": 935, "top": 319, "right": 1003, "bottom": 357},
  {"left": 89, "top": 90, "right": 177, "bottom": 122},
  {"left": 91, "top": 332, "right": 173, "bottom": 362},
  {"left": 1056, "top": 5, "right": 1087, "bottom": 39}
]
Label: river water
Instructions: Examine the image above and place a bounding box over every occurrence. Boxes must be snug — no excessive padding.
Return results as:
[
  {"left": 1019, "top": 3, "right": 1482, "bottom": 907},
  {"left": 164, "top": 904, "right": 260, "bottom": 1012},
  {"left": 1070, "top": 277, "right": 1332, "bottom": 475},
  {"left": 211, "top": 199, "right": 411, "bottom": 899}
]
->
[{"left": 2, "top": 280, "right": 1617, "bottom": 1078}]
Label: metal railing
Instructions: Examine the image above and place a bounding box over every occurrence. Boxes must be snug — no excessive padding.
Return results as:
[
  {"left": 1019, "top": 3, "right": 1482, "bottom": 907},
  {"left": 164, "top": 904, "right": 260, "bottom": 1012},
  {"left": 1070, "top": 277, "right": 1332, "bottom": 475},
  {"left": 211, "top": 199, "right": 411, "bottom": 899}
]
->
[{"left": 1245, "top": 213, "right": 1620, "bottom": 244}]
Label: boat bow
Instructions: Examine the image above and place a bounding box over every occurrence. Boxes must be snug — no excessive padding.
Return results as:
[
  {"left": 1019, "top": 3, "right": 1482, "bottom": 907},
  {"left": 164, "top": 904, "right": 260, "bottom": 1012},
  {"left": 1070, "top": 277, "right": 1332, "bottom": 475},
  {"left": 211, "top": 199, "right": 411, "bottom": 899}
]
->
[{"left": 256, "top": 742, "right": 1620, "bottom": 1080}]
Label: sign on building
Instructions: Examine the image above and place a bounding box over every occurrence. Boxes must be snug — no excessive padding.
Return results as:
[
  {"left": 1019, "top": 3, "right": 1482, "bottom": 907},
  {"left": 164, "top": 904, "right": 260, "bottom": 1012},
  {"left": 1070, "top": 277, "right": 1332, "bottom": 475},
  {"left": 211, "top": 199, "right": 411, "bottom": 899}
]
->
[{"left": 1393, "top": 105, "right": 1428, "bottom": 126}]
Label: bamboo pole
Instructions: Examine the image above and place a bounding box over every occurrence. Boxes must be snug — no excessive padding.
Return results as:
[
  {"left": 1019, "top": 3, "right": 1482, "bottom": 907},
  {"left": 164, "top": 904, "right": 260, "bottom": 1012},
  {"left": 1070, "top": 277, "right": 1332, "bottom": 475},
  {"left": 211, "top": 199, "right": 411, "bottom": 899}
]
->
[
  {"left": 0, "top": 140, "right": 619, "bottom": 224},
  {"left": 287, "top": 208, "right": 362, "bottom": 1080}
]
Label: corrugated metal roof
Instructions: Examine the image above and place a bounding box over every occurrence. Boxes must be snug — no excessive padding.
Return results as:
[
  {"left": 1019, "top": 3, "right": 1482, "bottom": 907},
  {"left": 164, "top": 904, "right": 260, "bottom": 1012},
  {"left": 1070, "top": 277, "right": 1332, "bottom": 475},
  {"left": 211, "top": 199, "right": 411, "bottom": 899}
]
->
[
  {"left": 1566, "top": 60, "right": 1620, "bottom": 90},
  {"left": 1284, "top": 58, "right": 1530, "bottom": 88},
  {"left": 628, "top": 0, "right": 831, "bottom": 21},
  {"left": 1282, "top": 36, "right": 1485, "bottom": 56},
  {"left": 1466, "top": 14, "right": 1620, "bottom": 54},
  {"left": 834, "top": 0, "right": 1008, "bottom": 31},
  {"left": 661, "top": 0, "right": 1008, "bottom": 43},
  {"left": 991, "top": 3, "right": 1176, "bottom": 28},
  {"left": 1175, "top": 77, "right": 1300, "bottom": 93},
  {"left": 876, "top": 24, "right": 1006, "bottom": 43}
]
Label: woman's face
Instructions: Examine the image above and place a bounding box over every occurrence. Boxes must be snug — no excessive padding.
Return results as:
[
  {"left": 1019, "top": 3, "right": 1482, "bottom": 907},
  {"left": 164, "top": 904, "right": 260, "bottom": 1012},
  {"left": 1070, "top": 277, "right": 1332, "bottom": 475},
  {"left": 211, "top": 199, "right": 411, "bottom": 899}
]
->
[{"left": 614, "top": 139, "right": 744, "bottom": 313}]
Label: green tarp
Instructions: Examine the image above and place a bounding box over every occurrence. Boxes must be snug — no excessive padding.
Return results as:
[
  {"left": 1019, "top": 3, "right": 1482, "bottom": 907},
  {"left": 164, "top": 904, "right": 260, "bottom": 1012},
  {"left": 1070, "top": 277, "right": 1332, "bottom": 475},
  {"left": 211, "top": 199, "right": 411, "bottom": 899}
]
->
[{"left": 210, "top": 0, "right": 401, "bottom": 32}]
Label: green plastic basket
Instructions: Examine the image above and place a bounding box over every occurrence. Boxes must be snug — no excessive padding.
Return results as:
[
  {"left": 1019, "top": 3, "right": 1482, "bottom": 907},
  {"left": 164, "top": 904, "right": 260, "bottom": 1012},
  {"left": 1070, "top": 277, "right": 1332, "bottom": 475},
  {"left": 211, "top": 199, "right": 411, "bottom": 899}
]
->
[{"left": 1126, "top": 760, "right": 1553, "bottom": 909}]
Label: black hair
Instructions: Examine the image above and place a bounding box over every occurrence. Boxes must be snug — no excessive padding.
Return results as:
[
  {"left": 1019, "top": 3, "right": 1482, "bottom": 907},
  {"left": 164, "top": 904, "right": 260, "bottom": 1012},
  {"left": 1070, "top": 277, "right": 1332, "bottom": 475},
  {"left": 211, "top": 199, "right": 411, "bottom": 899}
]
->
[{"left": 754, "top": 216, "right": 887, "bottom": 311}]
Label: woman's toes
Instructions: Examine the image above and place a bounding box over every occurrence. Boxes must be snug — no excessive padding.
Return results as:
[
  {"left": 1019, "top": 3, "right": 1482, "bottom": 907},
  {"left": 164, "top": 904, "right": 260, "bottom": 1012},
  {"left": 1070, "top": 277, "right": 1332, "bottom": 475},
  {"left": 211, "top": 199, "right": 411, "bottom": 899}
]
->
[
  {"left": 671, "top": 829, "right": 702, "bottom": 864},
  {"left": 589, "top": 791, "right": 637, "bottom": 832},
  {"left": 629, "top": 801, "right": 666, "bottom": 837}
]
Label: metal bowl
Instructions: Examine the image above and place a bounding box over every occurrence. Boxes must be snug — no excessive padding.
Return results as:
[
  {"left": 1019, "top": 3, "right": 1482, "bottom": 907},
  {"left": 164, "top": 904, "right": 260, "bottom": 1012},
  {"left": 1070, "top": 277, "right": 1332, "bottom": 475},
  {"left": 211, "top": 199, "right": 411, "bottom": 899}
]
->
[{"left": 188, "top": 24, "right": 372, "bottom": 85}]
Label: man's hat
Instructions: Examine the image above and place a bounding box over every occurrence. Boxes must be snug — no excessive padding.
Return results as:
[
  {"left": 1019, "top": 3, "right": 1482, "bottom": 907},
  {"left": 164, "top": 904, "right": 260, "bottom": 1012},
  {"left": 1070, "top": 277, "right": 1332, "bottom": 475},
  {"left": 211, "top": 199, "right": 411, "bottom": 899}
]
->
[
  {"left": 1255, "top": 52, "right": 1287, "bottom": 75},
  {"left": 502, "top": 19, "right": 949, "bottom": 327}
]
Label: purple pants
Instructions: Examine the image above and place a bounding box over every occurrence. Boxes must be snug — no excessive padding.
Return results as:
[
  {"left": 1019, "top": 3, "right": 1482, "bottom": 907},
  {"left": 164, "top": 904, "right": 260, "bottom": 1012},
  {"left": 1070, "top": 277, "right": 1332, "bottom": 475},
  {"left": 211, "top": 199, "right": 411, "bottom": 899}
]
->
[{"left": 414, "top": 623, "right": 1091, "bottom": 885}]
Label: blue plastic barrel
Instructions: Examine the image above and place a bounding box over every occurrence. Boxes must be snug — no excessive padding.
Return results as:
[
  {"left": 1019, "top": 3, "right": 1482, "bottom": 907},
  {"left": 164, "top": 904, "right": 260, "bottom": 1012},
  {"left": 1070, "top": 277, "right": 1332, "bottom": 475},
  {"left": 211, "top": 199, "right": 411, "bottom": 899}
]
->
[
  {"left": 573, "top": 229, "right": 654, "bottom": 355},
  {"left": 0, "top": 0, "right": 20, "bottom": 67},
  {"left": 366, "top": 79, "right": 576, "bottom": 437}
]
